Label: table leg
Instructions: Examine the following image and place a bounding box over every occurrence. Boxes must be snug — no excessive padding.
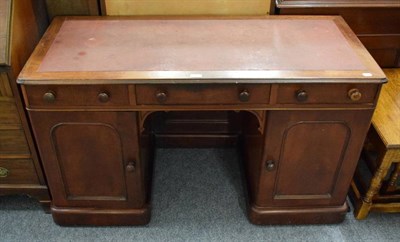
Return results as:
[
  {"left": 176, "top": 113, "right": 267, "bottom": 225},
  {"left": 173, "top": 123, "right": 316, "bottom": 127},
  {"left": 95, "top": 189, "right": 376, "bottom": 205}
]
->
[
  {"left": 354, "top": 150, "right": 396, "bottom": 219},
  {"left": 382, "top": 162, "right": 400, "bottom": 193}
]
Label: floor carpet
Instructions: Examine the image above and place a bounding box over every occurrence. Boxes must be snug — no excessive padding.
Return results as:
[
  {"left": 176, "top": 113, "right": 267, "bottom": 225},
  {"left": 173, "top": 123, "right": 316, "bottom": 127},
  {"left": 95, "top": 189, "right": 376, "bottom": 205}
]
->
[{"left": 1, "top": 148, "right": 399, "bottom": 241}]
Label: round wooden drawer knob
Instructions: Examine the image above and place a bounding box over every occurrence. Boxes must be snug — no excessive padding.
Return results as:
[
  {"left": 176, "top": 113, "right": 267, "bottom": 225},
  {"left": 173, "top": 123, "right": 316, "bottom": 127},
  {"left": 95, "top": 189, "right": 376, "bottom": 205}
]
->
[
  {"left": 43, "top": 91, "right": 56, "bottom": 103},
  {"left": 239, "top": 90, "right": 250, "bottom": 102},
  {"left": 296, "top": 90, "right": 308, "bottom": 102},
  {"left": 156, "top": 91, "right": 168, "bottom": 103},
  {"left": 98, "top": 92, "right": 110, "bottom": 103},
  {"left": 348, "top": 88, "right": 362, "bottom": 101}
]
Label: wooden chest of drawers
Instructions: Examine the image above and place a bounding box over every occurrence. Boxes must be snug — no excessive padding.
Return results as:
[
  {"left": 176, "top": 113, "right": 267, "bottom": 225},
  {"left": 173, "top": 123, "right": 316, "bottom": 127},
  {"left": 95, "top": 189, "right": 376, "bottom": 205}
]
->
[
  {"left": 18, "top": 16, "right": 386, "bottom": 226},
  {"left": 273, "top": 0, "right": 400, "bottom": 68},
  {"left": 0, "top": 0, "right": 49, "bottom": 203}
]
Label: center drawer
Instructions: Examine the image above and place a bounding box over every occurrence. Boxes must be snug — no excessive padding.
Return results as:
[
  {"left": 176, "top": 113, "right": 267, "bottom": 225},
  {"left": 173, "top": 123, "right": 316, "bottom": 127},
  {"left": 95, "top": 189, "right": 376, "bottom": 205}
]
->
[{"left": 135, "top": 84, "right": 271, "bottom": 105}]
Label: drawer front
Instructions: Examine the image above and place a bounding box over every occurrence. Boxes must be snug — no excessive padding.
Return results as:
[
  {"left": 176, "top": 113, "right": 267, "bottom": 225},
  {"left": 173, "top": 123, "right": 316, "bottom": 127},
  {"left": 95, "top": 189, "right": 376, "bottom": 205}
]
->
[
  {"left": 136, "top": 84, "right": 270, "bottom": 105},
  {"left": 0, "top": 159, "right": 39, "bottom": 184},
  {"left": 24, "top": 85, "right": 129, "bottom": 108},
  {"left": 276, "top": 84, "right": 379, "bottom": 104},
  {"left": 0, "top": 73, "right": 13, "bottom": 98},
  {"left": 0, "top": 129, "right": 30, "bottom": 155},
  {"left": 0, "top": 102, "right": 20, "bottom": 125}
]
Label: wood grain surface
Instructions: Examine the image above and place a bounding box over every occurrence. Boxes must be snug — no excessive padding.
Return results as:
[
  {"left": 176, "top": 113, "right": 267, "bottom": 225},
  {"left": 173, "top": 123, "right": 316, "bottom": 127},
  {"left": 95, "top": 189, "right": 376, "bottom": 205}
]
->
[
  {"left": 372, "top": 69, "right": 400, "bottom": 148},
  {"left": 102, "top": 0, "right": 270, "bottom": 16},
  {"left": 0, "top": 0, "right": 11, "bottom": 65}
]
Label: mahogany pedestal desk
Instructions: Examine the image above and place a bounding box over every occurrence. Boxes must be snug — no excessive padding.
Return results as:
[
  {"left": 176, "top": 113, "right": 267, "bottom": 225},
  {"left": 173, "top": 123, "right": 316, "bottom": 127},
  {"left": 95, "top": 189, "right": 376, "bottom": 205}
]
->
[{"left": 18, "top": 16, "right": 386, "bottom": 226}]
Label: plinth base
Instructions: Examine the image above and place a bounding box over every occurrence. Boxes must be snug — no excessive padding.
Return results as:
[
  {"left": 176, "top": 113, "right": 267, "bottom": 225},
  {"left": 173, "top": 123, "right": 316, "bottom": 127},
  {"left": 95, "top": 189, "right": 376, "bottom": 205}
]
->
[
  {"left": 51, "top": 205, "right": 150, "bottom": 226},
  {"left": 248, "top": 202, "right": 348, "bottom": 225}
]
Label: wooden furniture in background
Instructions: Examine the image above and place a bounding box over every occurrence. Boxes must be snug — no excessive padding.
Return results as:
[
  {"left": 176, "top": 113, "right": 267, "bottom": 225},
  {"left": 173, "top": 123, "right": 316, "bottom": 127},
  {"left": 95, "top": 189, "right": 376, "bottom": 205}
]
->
[
  {"left": 0, "top": 0, "right": 49, "bottom": 204},
  {"left": 272, "top": 0, "right": 400, "bottom": 68},
  {"left": 101, "top": 0, "right": 271, "bottom": 15},
  {"left": 350, "top": 68, "right": 400, "bottom": 219},
  {"left": 44, "top": 0, "right": 272, "bottom": 18},
  {"left": 45, "top": 0, "right": 100, "bottom": 20},
  {"left": 18, "top": 16, "right": 385, "bottom": 226}
]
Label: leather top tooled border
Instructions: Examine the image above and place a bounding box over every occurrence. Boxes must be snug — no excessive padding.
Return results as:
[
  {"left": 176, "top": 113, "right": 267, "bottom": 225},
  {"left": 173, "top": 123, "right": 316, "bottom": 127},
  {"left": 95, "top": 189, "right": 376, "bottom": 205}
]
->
[{"left": 18, "top": 16, "right": 386, "bottom": 85}]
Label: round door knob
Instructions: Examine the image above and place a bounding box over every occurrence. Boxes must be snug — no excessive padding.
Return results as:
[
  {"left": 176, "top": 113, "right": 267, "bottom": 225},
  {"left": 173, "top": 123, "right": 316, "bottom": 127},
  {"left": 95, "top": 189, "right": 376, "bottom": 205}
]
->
[
  {"left": 0, "top": 167, "right": 9, "bottom": 178},
  {"left": 266, "top": 160, "right": 276, "bottom": 171},
  {"left": 126, "top": 161, "right": 136, "bottom": 172},
  {"left": 239, "top": 90, "right": 250, "bottom": 102},
  {"left": 348, "top": 88, "right": 362, "bottom": 101},
  {"left": 156, "top": 91, "right": 167, "bottom": 103},
  {"left": 43, "top": 91, "right": 56, "bottom": 103},
  {"left": 98, "top": 92, "right": 110, "bottom": 103},
  {"left": 296, "top": 90, "right": 308, "bottom": 102}
]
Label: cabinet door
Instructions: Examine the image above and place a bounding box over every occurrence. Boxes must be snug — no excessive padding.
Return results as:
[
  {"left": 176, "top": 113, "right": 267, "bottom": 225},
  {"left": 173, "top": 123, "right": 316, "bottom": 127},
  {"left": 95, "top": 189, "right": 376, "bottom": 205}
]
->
[
  {"left": 29, "top": 111, "right": 144, "bottom": 209},
  {"left": 255, "top": 110, "right": 373, "bottom": 207}
]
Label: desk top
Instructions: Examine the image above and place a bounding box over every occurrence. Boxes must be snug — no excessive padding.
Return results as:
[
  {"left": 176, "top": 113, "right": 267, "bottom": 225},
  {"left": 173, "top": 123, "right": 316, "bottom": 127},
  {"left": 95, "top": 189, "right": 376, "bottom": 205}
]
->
[{"left": 18, "top": 16, "right": 385, "bottom": 84}]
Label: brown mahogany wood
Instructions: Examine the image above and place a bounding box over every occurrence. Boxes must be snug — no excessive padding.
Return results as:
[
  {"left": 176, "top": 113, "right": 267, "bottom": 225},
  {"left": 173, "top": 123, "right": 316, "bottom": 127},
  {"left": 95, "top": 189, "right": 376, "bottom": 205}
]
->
[
  {"left": 28, "top": 112, "right": 147, "bottom": 208},
  {"left": 136, "top": 84, "right": 271, "bottom": 105},
  {"left": 275, "top": 84, "right": 378, "bottom": 104},
  {"left": 18, "top": 16, "right": 385, "bottom": 226},
  {"left": 255, "top": 110, "right": 373, "bottom": 207},
  {"left": 0, "top": 0, "right": 49, "bottom": 205}
]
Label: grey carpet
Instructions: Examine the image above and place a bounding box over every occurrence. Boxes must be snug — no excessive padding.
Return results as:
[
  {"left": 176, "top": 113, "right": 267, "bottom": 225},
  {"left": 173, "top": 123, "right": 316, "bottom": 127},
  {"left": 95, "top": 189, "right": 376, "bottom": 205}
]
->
[{"left": 1, "top": 148, "right": 399, "bottom": 242}]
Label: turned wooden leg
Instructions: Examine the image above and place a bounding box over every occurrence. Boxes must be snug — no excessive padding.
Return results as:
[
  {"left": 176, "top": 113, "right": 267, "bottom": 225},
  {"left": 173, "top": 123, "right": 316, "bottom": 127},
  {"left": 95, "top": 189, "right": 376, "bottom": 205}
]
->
[
  {"left": 354, "top": 150, "right": 396, "bottom": 219},
  {"left": 382, "top": 163, "right": 400, "bottom": 193}
]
